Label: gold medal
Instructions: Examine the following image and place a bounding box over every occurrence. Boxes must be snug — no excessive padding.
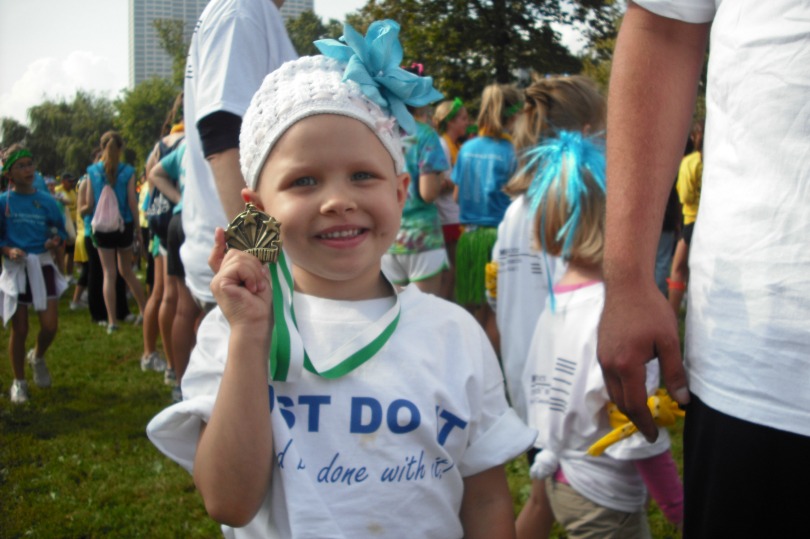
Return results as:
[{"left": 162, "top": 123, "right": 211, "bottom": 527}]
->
[{"left": 224, "top": 203, "right": 282, "bottom": 264}]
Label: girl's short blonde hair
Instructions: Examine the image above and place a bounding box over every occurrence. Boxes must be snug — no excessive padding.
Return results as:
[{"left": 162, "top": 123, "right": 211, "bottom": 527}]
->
[
  {"left": 534, "top": 166, "right": 605, "bottom": 268},
  {"left": 477, "top": 83, "right": 522, "bottom": 138}
]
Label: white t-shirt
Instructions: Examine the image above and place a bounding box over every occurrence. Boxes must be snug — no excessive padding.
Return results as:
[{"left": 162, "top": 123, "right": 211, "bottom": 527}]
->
[
  {"left": 491, "top": 195, "right": 563, "bottom": 422},
  {"left": 147, "top": 286, "right": 535, "bottom": 538},
  {"left": 181, "top": 0, "right": 297, "bottom": 304},
  {"left": 636, "top": 0, "right": 810, "bottom": 436},
  {"left": 525, "top": 283, "right": 671, "bottom": 514}
]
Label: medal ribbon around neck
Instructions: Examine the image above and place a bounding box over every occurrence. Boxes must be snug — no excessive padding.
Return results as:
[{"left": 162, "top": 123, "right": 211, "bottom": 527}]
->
[
  {"left": 224, "top": 203, "right": 400, "bottom": 383},
  {"left": 267, "top": 250, "right": 401, "bottom": 382}
]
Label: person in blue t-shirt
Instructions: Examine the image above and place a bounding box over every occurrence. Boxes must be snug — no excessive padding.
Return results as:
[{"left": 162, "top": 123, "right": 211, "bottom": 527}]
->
[
  {"left": 0, "top": 145, "right": 68, "bottom": 404},
  {"left": 451, "top": 83, "right": 522, "bottom": 347}
]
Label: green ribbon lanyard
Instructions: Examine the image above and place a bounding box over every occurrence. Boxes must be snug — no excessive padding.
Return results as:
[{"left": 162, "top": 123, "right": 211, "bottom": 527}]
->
[{"left": 268, "top": 250, "right": 401, "bottom": 382}]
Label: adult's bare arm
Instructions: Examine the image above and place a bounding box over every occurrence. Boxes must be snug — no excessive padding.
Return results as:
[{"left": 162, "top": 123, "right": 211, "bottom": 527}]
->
[
  {"left": 597, "top": 2, "right": 710, "bottom": 441},
  {"left": 148, "top": 163, "right": 182, "bottom": 205},
  {"left": 207, "top": 148, "right": 248, "bottom": 221}
]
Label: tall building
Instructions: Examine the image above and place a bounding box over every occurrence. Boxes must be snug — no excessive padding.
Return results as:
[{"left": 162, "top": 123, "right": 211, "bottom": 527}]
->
[
  {"left": 128, "top": 0, "right": 208, "bottom": 87},
  {"left": 129, "top": 0, "right": 314, "bottom": 87},
  {"left": 279, "top": 0, "right": 314, "bottom": 21}
]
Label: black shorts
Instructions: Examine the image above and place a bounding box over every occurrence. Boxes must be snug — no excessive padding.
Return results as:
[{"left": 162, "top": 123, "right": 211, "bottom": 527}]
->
[
  {"left": 166, "top": 212, "right": 185, "bottom": 278},
  {"left": 684, "top": 393, "right": 810, "bottom": 538},
  {"left": 18, "top": 264, "right": 58, "bottom": 304},
  {"left": 94, "top": 221, "right": 136, "bottom": 250}
]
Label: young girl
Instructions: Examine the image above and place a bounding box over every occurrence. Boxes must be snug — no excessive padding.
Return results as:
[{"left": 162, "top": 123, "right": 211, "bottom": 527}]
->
[
  {"left": 451, "top": 83, "right": 522, "bottom": 344},
  {"left": 0, "top": 145, "right": 68, "bottom": 403},
  {"left": 381, "top": 66, "right": 449, "bottom": 295},
  {"left": 148, "top": 20, "right": 534, "bottom": 538},
  {"left": 493, "top": 75, "right": 606, "bottom": 539},
  {"left": 433, "top": 98, "right": 471, "bottom": 300},
  {"left": 80, "top": 131, "right": 146, "bottom": 334},
  {"left": 496, "top": 75, "right": 605, "bottom": 426},
  {"left": 524, "top": 132, "right": 683, "bottom": 537}
]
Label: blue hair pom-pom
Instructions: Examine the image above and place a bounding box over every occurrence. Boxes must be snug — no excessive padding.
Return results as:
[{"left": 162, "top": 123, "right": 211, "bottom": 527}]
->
[
  {"left": 523, "top": 131, "right": 606, "bottom": 311},
  {"left": 314, "top": 20, "right": 443, "bottom": 134}
]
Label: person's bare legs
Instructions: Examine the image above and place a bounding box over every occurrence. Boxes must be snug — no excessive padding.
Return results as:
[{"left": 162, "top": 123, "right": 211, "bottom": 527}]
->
[
  {"left": 98, "top": 247, "right": 120, "bottom": 327},
  {"left": 116, "top": 247, "right": 146, "bottom": 315},
  {"left": 172, "top": 280, "right": 201, "bottom": 383},
  {"left": 440, "top": 238, "right": 458, "bottom": 301},
  {"left": 9, "top": 305, "right": 29, "bottom": 380},
  {"left": 142, "top": 255, "right": 164, "bottom": 356},
  {"left": 34, "top": 299, "right": 59, "bottom": 358},
  {"left": 159, "top": 273, "right": 179, "bottom": 372}
]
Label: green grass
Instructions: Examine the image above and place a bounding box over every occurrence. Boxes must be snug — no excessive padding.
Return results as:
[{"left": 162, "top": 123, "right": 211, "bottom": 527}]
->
[{"left": 1, "top": 292, "right": 684, "bottom": 538}]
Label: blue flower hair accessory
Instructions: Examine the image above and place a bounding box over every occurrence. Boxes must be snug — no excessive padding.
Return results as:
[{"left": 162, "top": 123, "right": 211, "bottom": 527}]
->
[
  {"left": 524, "top": 130, "right": 606, "bottom": 311},
  {"left": 315, "top": 20, "right": 443, "bottom": 134}
]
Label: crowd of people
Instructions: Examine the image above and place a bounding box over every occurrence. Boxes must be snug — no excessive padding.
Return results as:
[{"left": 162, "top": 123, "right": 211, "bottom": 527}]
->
[{"left": 2, "top": 0, "right": 807, "bottom": 537}]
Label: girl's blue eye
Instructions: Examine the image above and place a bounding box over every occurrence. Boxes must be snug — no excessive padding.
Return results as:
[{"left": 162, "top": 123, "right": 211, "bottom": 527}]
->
[
  {"left": 352, "top": 171, "right": 374, "bottom": 181},
  {"left": 292, "top": 177, "right": 316, "bottom": 187}
]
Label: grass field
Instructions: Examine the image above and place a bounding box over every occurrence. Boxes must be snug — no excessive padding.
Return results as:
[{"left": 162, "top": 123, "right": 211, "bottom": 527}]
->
[{"left": 0, "top": 292, "right": 682, "bottom": 538}]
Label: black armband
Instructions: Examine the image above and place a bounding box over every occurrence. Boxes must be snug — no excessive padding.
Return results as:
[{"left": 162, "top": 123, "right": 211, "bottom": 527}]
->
[{"left": 198, "top": 111, "right": 242, "bottom": 158}]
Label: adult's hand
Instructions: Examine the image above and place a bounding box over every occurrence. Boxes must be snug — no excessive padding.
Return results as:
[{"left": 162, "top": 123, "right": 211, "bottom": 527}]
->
[{"left": 597, "top": 281, "right": 688, "bottom": 442}]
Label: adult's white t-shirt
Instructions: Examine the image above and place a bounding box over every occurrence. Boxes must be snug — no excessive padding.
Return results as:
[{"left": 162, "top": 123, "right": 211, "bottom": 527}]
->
[
  {"left": 148, "top": 286, "right": 535, "bottom": 538},
  {"left": 525, "top": 283, "right": 671, "bottom": 513},
  {"left": 181, "top": 0, "right": 297, "bottom": 304},
  {"left": 491, "top": 194, "right": 563, "bottom": 422},
  {"left": 635, "top": 0, "right": 810, "bottom": 436}
]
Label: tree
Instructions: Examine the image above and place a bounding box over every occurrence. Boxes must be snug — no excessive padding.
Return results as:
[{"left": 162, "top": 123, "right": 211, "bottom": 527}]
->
[
  {"left": 25, "top": 92, "right": 116, "bottom": 177},
  {"left": 332, "top": 0, "right": 595, "bottom": 105},
  {"left": 1, "top": 118, "right": 30, "bottom": 150},
  {"left": 115, "top": 77, "right": 179, "bottom": 175},
  {"left": 153, "top": 18, "right": 188, "bottom": 89},
  {"left": 286, "top": 10, "right": 345, "bottom": 56}
]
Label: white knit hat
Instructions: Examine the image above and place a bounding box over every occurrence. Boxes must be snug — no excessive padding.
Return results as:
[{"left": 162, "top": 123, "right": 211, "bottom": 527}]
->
[{"left": 240, "top": 55, "right": 406, "bottom": 190}]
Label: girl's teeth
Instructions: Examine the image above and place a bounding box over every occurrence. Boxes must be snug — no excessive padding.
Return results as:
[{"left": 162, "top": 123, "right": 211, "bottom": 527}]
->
[{"left": 322, "top": 229, "right": 359, "bottom": 239}]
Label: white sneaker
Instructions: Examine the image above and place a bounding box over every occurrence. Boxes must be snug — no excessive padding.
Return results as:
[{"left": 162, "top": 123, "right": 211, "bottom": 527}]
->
[
  {"left": 141, "top": 351, "right": 167, "bottom": 373},
  {"left": 27, "top": 349, "right": 52, "bottom": 388},
  {"left": 69, "top": 300, "right": 87, "bottom": 311},
  {"left": 10, "top": 379, "right": 29, "bottom": 404},
  {"left": 164, "top": 368, "right": 177, "bottom": 386}
]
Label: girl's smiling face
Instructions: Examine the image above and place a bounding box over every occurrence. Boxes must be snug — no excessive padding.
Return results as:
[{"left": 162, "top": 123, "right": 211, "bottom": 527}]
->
[{"left": 248, "top": 114, "right": 408, "bottom": 300}]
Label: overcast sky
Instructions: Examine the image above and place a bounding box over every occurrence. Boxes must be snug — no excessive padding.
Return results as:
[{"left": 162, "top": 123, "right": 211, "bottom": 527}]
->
[{"left": 0, "top": 0, "right": 366, "bottom": 124}]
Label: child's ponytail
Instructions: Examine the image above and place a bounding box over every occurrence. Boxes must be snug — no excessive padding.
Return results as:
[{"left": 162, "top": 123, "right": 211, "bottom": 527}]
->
[
  {"left": 507, "top": 75, "right": 606, "bottom": 196},
  {"left": 477, "top": 83, "right": 522, "bottom": 139}
]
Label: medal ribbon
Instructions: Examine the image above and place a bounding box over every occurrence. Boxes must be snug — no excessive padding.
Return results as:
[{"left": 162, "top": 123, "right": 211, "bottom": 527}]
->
[{"left": 267, "top": 250, "right": 400, "bottom": 382}]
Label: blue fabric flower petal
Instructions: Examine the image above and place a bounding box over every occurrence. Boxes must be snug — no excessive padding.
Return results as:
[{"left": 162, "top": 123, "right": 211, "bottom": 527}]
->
[{"left": 314, "top": 19, "right": 443, "bottom": 134}]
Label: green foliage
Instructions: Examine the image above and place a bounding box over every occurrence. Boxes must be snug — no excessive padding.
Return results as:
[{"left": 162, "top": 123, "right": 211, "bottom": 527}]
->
[
  {"left": 153, "top": 18, "right": 188, "bottom": 90},
  {"left": 285, "top": 10, "right": 344, "bottom": 56},
  {"left": 21, "top": 92, "right": 116, "bottom": 178},
  {"left": 114, "top": 78, "right": 180, "bottom": 176},
  {"left": 0, "top": 118, "right": 31, "bottom": 150},
  {"left": 343, "top": 0, "right": 593, "bottom": 103},
  {"left": 285, "top": 1, "right": 616, "bottom": 107}
]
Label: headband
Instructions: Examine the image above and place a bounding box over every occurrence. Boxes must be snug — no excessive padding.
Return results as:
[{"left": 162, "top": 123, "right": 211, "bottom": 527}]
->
[
  {"left": 505, "top": 101, "right": 524, "bottom": 118},
  {"left": 2, "top": 149, "right": 33, "bottom": 174},
  {"left": 439, "top": 97, "right": 464, "bottom": 126}
]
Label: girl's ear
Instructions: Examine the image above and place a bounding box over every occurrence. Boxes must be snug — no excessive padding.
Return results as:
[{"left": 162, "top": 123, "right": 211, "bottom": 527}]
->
[
  {"left": 396, "top": 172, "right": 410, "bottom": 210},
  {"left": 241, "top": 187, "right": 264, "bottom": 210}
]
